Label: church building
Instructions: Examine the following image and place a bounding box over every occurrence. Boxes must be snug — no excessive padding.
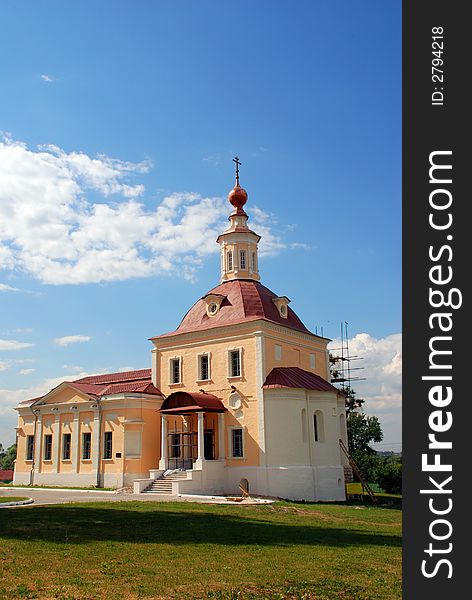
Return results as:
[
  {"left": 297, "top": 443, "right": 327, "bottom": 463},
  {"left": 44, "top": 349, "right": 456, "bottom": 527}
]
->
[{"left": 13, "top": 162, "right": 348, "bottom": 501}]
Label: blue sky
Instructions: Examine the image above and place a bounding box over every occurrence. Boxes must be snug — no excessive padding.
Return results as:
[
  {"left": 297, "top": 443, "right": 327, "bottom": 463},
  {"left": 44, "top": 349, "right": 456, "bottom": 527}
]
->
[{"left": 0, "top": 1, "right": 401, "bottom": 448}]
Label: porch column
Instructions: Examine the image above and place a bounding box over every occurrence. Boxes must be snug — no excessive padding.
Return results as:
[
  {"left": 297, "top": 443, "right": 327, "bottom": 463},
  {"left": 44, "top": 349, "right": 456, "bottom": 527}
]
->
[
  {"left": 195, "top": 411, "right": 205, "bottom": 469},
  {"left": 218, "top": 413, "right": 226, "bottom": 460},
  {"left": 159, "top": 415, "right": 168, "bottom": 469}
]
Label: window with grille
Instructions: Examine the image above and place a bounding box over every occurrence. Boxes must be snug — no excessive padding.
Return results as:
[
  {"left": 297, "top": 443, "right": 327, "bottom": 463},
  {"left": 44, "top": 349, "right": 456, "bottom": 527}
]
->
[
  {"left": 240, "top": 250, "right": 246, "bottom": 269},
  {"left": 104, "top": 431, "right": 113, "bottom": 459},
  {"left": 251, "top": 252, "right": 256, "bottom": 271},
  {"left": 229, "top": 350, "right": 241, "bottom": 377},
  {"left": 82, "top": 432, "right": 91, "bottom": 460},
  {"left": 199, "top": 354, "right": 210, "bottom": 381},
  {"left": 170, "top": 358, "right": 181, "bottom": 384},
  {"left": 227, "top": 251, "right": 233, "bottom": 271},
  {"left": 43, "top": 434, "right": 52, "bottom": 461},
  {"left": 26, "top": 435, "right": 34, "bottom": 461},
  {"left": 62, "top": 433, "right": 71, "bottom": 460},
  {"left": 231, "top": 428, "right": 244, "bottom": 458}
]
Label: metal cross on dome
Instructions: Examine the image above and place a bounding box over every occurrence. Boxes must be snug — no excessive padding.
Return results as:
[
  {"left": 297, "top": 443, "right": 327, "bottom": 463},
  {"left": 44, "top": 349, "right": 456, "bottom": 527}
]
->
[{"left": 233, "top": 156, "right": 241, "bottom": 185}]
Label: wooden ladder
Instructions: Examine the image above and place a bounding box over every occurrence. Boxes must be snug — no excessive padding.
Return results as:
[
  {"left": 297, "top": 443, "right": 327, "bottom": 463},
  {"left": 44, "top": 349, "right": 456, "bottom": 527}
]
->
[{"left": 339, "top": 439, "right": 378, "bottom": 503}]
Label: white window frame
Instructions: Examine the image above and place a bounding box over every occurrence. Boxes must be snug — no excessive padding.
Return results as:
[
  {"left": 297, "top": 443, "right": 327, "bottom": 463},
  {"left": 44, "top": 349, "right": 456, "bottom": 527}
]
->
[
  {"left": 82, "top": 432, "right": 92, "bottom": 460},
  {"left": 227, "top": 348, "right": 242, "bottom": 379},
  {"left": 103, "top": 431, "right": 113, "bottom": 460},
  {"left": 228, "top": 426, "right": 245, "bottom": 459},
  {"left": 62, "top": 432, "right": 72, "bottom": 460},
  {"left": 169, "top": 356, "right": 182, "bottom": 385},
  {"left": 25, "top": 434, "right": 34, "bottom": 461},
  {"left": 227, "top": 250, "right": 233, "bottom": 271},
  {"left": 43, "top": 433, "right": 52, "bottom": 461},
  {"left": 239, "top": 250, "right": 246, "bottom": 270},
  {"left": 197, "top": 352, "right": 211, "bottom": 382}
]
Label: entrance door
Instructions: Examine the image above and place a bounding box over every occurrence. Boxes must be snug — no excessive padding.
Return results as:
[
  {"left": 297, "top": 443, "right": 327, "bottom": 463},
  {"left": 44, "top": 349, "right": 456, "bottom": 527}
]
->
[{"left": 204, "top": 430, "right": 214, "bottom": 460}]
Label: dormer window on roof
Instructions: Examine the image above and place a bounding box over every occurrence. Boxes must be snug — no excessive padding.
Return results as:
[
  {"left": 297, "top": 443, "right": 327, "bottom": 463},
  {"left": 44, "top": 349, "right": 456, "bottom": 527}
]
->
[
  {"left": 272, "top": 296, "right": 291, "bottom": 319},
  {"left": 202, "top": 293, "right": 226, "bottom": 317}
]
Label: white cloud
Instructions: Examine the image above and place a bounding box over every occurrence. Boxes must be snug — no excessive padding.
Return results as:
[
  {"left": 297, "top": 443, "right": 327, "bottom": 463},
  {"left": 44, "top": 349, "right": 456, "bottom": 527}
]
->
[
  {"left": 0, "top": 371, "right": 94, "bottom": 446},
  {"left": 19, "top": 368, "right": 35, "bottom": 376},
  {"left": 0, "top": 339, "right": 34, "bottom": 351},
  {"left": 0, "top": 283, "right": 21, "bottom": 292},
  {"left": 0, "top": 137, "right": 291, "bottom": 285},
  {"left": 40, "top": 74, "right": 54, "bottom": 83},
  {"left": 54, "top": 335, "right": 91, "bottom": 347},
  {"left": 329, "top": 333, "right": 402, "bottom": 448}
]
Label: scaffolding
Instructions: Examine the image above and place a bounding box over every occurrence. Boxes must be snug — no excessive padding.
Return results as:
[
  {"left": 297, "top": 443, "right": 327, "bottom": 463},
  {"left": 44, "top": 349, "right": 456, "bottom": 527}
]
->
[{"left": 329, "top": 321, "right": 365, "bottom": 391}]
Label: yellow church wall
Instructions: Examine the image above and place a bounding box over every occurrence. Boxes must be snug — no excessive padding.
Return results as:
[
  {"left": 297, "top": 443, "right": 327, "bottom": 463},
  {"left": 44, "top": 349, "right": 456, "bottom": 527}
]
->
[
  {"left": 42, "top": 386, "right": 91, "bottom": 405},
  {"left": 155, "top": 331, "right": 261, "bottom": 467},
  {"left": 264, "top": 331, "right": 329, "bottom": 380},
  {"left": 14, "top": 415, "right": 35, "bottom": 474}
]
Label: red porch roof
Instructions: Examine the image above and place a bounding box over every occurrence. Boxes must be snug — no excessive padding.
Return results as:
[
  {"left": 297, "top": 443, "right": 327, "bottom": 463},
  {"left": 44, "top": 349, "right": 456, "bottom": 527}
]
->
[{"left": 160, "top": 391, "right": 226, "bottom": 414}]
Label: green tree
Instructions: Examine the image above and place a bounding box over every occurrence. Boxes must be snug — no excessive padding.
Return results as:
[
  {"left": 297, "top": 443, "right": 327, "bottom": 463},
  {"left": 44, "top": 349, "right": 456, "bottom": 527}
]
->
[
  {"left": 0, "top": 443, "right": 17, "bottom": 470},
  {"left": 347, "top": 412, "right": 383, "bottom": 454},
  {"left": 375, "top": 457, "right": 402, "bottom": 494}
]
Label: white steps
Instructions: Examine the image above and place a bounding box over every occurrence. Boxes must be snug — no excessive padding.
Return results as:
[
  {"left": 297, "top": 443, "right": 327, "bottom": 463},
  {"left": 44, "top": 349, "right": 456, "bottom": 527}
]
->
[{"left": 143, "top": 471, "right": 189, "bottom": 494}]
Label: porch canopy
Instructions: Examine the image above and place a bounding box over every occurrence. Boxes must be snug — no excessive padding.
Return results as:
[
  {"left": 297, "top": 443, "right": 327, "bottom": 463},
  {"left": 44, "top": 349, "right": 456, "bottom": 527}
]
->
[{"left": 160, "top": 391, "right": 227, "bottom": 414}]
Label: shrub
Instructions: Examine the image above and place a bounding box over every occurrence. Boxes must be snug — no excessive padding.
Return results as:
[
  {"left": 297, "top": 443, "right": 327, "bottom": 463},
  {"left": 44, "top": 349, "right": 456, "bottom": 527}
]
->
[{"left": 375, "top": 459, "right": 402, "bottom": 494}]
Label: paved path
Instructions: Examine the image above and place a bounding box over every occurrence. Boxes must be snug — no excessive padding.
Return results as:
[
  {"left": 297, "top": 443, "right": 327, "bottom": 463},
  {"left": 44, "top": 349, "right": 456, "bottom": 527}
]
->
[{"left": 0, "top": 488, "right": 176, "bottom": 506}]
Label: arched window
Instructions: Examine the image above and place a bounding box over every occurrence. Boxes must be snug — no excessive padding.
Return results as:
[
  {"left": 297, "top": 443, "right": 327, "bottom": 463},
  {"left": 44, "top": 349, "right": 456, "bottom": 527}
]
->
[
  {"left": 301, "top": 408, "right": 307, "bottom": 443},
  {"left": 313, "top": 410, "right": 324, "bottom": 442}
]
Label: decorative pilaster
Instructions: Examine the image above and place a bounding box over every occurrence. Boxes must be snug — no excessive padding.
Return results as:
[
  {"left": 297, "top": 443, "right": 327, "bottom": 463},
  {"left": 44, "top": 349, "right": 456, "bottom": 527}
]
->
[
  {"left": 34, "top": 413, "right": 42, "bottom": 473},
  {"left": 71, "top": 415, "right": 79, "bottom": 473},
  {"left": 52, "top": 414, "right": 60, "bottom": 473}
]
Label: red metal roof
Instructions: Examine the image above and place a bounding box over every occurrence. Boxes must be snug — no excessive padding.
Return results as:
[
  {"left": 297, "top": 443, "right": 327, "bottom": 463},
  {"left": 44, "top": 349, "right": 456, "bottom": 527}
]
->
[
  {"left": 75, "top": 369, "right": 151, "bottom": 385},
  {"left": 18, "top": 369, "right": 160, "bottom": 407},
  {"left": 155, "top": 280, "right": 315, "bottom": 338},
  {"left": 263, "top": 367, "right": 340, "bottom": 393},
  {"left": 160, "top": 391, "right": 226, "bottom": 413}
]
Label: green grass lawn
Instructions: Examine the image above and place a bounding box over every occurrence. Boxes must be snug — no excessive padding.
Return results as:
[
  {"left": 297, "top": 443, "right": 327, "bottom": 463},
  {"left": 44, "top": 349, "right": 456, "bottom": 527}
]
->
[
  {"left": 0, "top": 497, "right": 28, "bottom": 504},
  {"left": 0, "top": 500, "right": 401, "bottom": 600}
]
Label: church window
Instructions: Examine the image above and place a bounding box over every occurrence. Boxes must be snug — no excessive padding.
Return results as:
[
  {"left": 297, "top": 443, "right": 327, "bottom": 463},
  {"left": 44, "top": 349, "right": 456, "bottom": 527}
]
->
[
  {"left": 62, "top": 433, "right": 71, "bottom": 460},
  {"left": 313, "top": 411, "right": 324, "bottom": 442},
  {"left": 208, "top": 302, "right": 218, "bottom": 315},
  {"left": 43, "top": 434, "right": 52, "bottom": 461},
  {"left": 170, "top": 358, "right": 181, "bottom": 384},
  {"left": 280, "top": 304, "right": 287, "bottom": 317},
  {"left": 240, "top": 250, "right": 246, "bottom": 269},
  {"left": 229, "top": 350, "right": 241, "bottom": 378},
  {"left": 251, "top": 252, "right": 256, "bottom": 271},
  {"left": 103, "top": 431, "right": 113, "bottom": 459},
  {"left": 310, "top": 353, "right": 316, "bottom": 369},
  {"left": 26, "top": 435, "right": 34, "bottom": 460},
  {"left": 275, "top": 344, "right": 282, "bottom": 361},
  {"left": 198, "top": 354, "right": 210, "bottom": 381},
  {"left": 82, "top": 432, "right": 91, "bottom": 460},
  {"left": 231, "top": 428, "right": 244, "bottom": 458},
  {"left": 227, "top": 251, "right": 233, "bottom": 271}
]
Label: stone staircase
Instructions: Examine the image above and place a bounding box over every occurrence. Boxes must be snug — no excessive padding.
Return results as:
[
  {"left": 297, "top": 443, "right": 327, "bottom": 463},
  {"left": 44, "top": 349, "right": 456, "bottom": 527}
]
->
[{"left": 143, "top": 470, "right": 189, "bottom": 495}]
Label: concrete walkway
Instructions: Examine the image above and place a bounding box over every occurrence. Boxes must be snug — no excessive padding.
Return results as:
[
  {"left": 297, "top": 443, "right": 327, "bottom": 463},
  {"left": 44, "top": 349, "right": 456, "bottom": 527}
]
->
[
  {"left": 0, "top": 488, "right": 272, "bottom": 507},
  {"left": 0, "top": 488, "right": 175, "bottom": 506}
]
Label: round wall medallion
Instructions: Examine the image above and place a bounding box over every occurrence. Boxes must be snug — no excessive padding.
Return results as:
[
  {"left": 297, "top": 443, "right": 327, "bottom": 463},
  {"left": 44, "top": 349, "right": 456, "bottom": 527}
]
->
[{"left": 228, "top": 393, "right": 242, "bottom": 410}]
